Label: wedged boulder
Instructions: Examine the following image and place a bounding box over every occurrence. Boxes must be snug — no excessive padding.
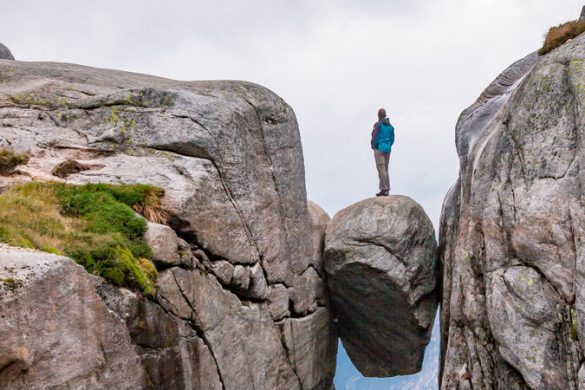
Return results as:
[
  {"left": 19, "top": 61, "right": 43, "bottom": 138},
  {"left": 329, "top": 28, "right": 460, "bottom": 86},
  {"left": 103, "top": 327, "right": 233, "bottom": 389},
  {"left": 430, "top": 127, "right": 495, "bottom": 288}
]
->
[
  {"left": 0, "top": 245, "right": 146, "bottom": 389},
  {"left": 0, "top": 43, "right": 14, "bottom": 60},
  {"left": 440, "top": 33, "right": 585, "bottom": 389},
  {"left": 324, "top": 196, "right": 439, "bottom": 377}
]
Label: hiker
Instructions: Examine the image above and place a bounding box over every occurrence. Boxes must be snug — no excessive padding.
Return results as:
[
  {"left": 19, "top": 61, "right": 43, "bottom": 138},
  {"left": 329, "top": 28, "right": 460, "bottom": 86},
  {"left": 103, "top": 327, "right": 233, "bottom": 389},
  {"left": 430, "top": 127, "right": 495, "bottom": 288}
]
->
[{"left": 370, "top": 108, "right": 395, "bottom": 197}]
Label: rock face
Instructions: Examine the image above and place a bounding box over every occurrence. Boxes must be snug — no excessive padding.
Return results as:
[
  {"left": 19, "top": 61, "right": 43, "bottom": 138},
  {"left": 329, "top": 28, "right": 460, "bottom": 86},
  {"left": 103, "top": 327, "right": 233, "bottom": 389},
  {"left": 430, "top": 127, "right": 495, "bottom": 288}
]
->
[
  {"left": 324, "top": 196, "right": 439, "bottom": 377},
  {"left": 0, "top": 43, "right": 14, "bottom": 60},
  {"left": 440, "top": 34, "right": 585, "bottom": 388},
  {"left": 0, "top": 245, "right": 147, "bottom": 389},
  {"left": 0, "top": 60, "right": 336, "bottom": 389}
]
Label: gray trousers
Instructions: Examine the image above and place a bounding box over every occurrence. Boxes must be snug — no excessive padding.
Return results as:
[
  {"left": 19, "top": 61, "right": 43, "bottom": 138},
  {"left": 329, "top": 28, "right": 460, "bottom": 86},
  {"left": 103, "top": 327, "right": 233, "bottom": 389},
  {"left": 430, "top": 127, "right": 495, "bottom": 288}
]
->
[{"left": 374, "top": 150, "right": 390, "bottom": 191}]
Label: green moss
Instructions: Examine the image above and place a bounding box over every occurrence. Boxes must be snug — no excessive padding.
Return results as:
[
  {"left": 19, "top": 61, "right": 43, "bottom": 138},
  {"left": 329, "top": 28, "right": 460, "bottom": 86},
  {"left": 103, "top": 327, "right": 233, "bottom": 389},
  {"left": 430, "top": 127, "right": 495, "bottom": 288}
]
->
[
  {"left": 107, "top": 107, "right": 137, "bottom": 143},
  {"left": 0, "top": 182, "right": 164, "bottom": 295},
  {"left": 0, "top": 148, "right": 29, "bottom": 175},
  {"left": 124, "top": 89, "right": 174, "bottom": 108},
  {"left": 2, "top": 277, "right": 23, "bottom": 290},
  {"left": 11, "top": 92, "right": 52, "bottom": 107}
]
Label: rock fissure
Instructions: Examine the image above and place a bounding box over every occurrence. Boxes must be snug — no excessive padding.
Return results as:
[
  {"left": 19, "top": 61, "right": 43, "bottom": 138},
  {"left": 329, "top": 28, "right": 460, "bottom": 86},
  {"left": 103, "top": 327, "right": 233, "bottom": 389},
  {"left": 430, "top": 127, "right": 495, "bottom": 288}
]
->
[
  {"left": 168, "top": 270, "right": 226, "bottom": 389},
  {"left": 241, "top": 97, "right": 293, "bottom": 271}
]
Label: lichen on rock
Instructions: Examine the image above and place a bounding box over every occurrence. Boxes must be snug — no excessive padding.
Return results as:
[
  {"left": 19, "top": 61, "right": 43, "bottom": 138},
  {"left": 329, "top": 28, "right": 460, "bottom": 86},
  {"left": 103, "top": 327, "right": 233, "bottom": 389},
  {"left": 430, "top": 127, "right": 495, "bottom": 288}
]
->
[{"left": 440, "top": 32, "right": 585, "bottom": 390}]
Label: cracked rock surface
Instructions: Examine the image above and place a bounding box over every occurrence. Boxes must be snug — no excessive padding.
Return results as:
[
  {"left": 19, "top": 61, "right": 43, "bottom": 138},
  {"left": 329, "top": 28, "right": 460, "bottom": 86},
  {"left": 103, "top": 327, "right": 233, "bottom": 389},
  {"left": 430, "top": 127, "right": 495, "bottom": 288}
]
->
[
  {"left": 0, "top": 245, "right": 147, "bottom": 389},
  {"left": 324, "top": 196, "right": 439, "bottom": 377},
  {"left": 440, "top": 35, "right": 585, "bottom": 389},
  {"left": 0, "top": 60, "right": 336, "bottom": 389}
]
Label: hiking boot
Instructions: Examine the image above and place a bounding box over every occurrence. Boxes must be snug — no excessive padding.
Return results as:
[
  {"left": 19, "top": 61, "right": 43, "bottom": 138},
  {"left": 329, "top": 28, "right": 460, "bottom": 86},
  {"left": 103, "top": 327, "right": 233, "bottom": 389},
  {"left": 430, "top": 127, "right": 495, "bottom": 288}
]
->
[{"left": 375, "top": 190, "right": 389, "bottom": 197}]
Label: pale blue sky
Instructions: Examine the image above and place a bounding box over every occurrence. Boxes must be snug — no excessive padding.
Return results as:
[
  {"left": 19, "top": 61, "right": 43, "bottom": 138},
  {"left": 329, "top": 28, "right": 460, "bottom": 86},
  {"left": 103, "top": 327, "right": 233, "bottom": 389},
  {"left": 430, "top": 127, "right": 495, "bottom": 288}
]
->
[{"left": 2, "top": 1, "right": 583, "bottom": 388}]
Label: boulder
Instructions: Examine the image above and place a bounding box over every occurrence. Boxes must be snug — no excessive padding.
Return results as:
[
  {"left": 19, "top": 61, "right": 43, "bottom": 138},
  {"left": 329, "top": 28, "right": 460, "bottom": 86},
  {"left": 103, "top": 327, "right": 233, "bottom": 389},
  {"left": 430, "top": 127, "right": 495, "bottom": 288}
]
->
[
  {"left": 0, "top": 60, "right": 335, "bottom": 389},
  {"left": 440, "top": 34, "right": 585, "bottom": 388},
  {"left": 324, "top": 196, "right": 439, "bottom": 377},
  {"left": 0, "top": 245, "right": 146, "bottom": 389},
  {"left": 144, "top": 221, "right": 191, "bottom": 267},
  {"left": 0, "top": 43, "right": 14, "bottom": 60}
]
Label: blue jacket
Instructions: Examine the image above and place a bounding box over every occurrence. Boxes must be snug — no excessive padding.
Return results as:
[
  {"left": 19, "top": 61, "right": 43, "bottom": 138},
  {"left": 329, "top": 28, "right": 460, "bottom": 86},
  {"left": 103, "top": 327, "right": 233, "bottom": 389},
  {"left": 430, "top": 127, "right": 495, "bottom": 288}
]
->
[{"left": 371, "top": 117, "right": 395, "bottom": 153}]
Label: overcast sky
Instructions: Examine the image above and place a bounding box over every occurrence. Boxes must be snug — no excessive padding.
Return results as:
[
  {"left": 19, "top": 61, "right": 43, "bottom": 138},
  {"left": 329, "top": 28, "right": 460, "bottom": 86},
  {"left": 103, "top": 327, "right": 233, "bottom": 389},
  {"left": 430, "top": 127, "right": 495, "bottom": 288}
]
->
[
  {"left": 2, "top": 1, "right": 584, "bottom": 388},
  {"left": 2, "top": 0, "right": 583, "bottom": 227}
]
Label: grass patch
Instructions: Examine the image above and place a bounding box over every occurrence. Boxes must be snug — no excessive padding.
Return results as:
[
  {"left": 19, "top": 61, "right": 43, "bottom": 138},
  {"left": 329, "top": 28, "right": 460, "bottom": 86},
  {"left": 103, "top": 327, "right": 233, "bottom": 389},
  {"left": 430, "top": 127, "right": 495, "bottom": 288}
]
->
[
  {"left": 539, "top": 19, "right": 585, "bottom": 55},
  {"left": 0, "top": 148, "right": 29, "bottom": 175},
  {"left": 0, "top": 182, "right": 165, "bottom": 295},
  {"left": 1, "top": 277, "right": 23, "bottom": 290}
]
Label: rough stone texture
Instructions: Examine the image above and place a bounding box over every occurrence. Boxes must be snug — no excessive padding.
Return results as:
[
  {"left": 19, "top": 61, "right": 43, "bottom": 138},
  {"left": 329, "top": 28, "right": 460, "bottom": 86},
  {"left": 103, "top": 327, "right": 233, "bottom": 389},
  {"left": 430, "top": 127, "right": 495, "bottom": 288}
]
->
[
  {"left": 278, "top": 308, "right": 338, "bottom": 390},
  {"left": 98, "top": 283, "right": 222, "bottom": 390},
  {"left": 209, "top": 259, "right": 235, "bottom": 286},
  {"left": 267, "top": 284, "right": 291, "bottom": 320},
  {"left": 144, "top": 221, "right": 191, "bottom": 267},
  {"left": 0, "top": 245, "right": 147, "bottom": 389},
  {"left": 324, "top": 196, "right": 439, "bottom": 377},
  {"left": 0, "top": 43, "right": 14, "bottom": 60},
  {"left": 0, "top": 60, "right": 323, "bottom": 298},
  {"left": 0, "top": 60, "right": 335, "bottom": 389},
  {"left": 308, "top": 200, "right": 330, "bottom": 272},
  {"left": 440, "top": 36, "right": 585, "bottom": 389}
]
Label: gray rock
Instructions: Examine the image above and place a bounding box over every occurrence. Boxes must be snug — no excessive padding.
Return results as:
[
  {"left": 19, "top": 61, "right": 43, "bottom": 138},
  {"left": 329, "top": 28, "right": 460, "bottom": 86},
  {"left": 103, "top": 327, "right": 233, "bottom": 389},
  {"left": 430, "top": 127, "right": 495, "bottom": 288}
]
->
[
  {"left": 290, "top": 266, "right": 321, "bottom": 315},
  {"left": 144, "top": 221, "right": 182, "bottom": 266},
  {"left": 267, "top": 284, "right": 290, "bottom": 320},
  {"left": 440, "top": 36, "right": 585, "bottom": 388},
  {"left": 245, "top": 262, "right": 268, "bottom": 300},
  {"left": 308, "top": 200, "right": 330, "bottom": 271},
  {"left": 0, "top": 43, "right": 14, "bottom": 60},
  {"left": 0, "top": 59, "right": 335, "bottom": 389},
  {"left": 232, "top": 264, "right": 251, "bottom": 291},
  {"left": 487, "top": 267, "right": 568, "bottom": 389},
  {"left": 0, "top": 245, "right": 146, "bottom": 389},
  {"left": 210, "top": 259, "right": 235, "bottom": 286},
  {"left": 159, "top": 267, "right": 300, "bottom": 389},
  {"left": 0, "top": 59, "right": 322, "bottom": 303},
  {"left": 98, "top": 284, "right": 222, "bottom": 390},
  {"left": 278, "top": 308, "right": 338, "bottom": 389},
  {"left": 324, "top": 196, "right": 439, "bottom": 377}
]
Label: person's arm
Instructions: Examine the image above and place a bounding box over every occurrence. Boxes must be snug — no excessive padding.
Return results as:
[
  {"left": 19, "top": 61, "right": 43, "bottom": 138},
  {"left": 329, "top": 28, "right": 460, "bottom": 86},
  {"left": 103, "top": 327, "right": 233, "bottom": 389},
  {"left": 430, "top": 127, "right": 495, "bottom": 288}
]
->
[
  {"left": 371, "top": 122, "right": 380, "bottom": 150},
  {"left": 389, "top": 125, "right": 395, "bottom": 147}
]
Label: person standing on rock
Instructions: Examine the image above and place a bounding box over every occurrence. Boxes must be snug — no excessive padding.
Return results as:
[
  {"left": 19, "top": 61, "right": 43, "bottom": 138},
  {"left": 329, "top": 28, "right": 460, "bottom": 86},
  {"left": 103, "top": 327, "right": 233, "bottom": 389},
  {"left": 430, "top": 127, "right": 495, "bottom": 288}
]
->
[{"left": 371, "top": 108, "right": 395, "bottom": 196}]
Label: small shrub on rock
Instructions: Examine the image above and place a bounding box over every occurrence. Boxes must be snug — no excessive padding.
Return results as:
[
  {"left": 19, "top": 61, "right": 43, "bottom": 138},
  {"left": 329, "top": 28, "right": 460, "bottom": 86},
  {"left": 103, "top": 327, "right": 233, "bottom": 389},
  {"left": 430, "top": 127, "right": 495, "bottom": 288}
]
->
[
  {"left": 0, "top": 148, "right": 29, "bottom": 175},
  {"left": 539, "top": 19, "right": 585, "bottom": 55}
]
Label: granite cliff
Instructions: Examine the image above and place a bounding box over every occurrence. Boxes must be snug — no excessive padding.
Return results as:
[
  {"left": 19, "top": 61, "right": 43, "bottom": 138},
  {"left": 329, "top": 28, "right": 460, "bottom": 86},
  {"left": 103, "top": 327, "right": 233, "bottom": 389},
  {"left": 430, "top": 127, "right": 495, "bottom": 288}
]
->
[
  {"left": 440, "top": 30, "right": 585, "bottom": 390},
  {"left": 0, "top": 54, "right": 336, "bottom": 389}
]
